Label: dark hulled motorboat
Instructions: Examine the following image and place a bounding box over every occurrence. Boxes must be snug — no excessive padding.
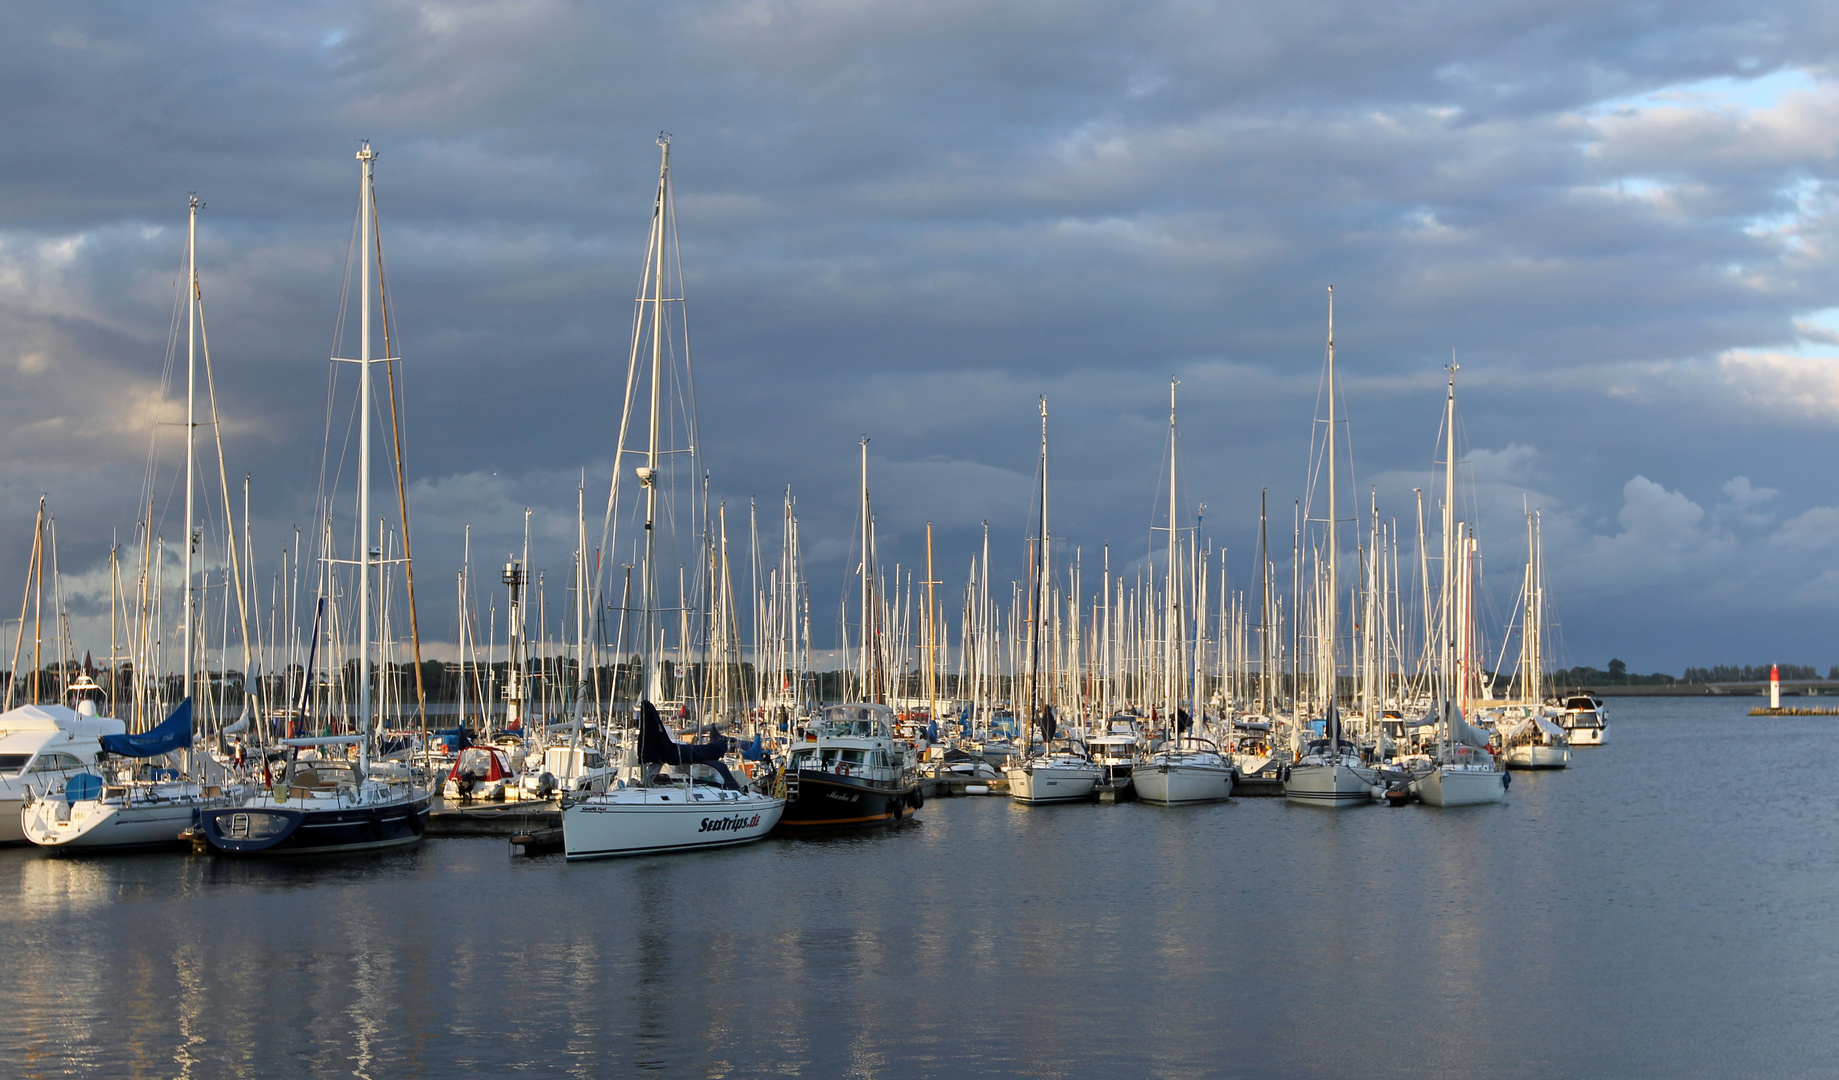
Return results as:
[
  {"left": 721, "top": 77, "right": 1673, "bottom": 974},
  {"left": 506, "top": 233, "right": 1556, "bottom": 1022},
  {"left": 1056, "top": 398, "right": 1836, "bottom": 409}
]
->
[{"left": 776, "top": 703, "right": 922, "bottom": 831}]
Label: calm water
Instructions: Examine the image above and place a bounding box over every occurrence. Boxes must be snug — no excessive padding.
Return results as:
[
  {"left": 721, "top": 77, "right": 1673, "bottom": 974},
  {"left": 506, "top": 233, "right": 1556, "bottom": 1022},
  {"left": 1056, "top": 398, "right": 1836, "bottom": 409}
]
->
[{"left": 5, "top": 697, "right": 1835, "bottom": 1079}]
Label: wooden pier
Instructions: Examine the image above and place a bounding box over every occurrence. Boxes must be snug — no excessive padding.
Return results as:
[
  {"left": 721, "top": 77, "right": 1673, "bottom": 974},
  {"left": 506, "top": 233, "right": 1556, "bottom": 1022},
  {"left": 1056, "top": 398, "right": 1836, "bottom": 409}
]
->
[{"left": 1749, "top": 706, "right": 1839, "bottom": 716}]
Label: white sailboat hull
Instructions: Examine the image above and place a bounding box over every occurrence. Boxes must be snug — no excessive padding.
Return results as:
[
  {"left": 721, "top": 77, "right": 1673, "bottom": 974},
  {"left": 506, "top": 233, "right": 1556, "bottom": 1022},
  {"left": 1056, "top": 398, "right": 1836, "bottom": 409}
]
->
[
  {"left": 1415, "top": 764, "right": 1506, "bottom": 806},
  {"left": 1005, "top": 761, "right": 1102, "bottom": 803},
  {"left": 1283, "top": 759, "right": 1378, "bottom": 808},
  {"left": 563, "top": 787, "right": 783, "bottom": 860},
  {"left": 23, "top": 798, "right": 201, "bottom": 849},
  {"left": 1134, "top": 758, "right": 1235, "bottom": 805},
  {"left": 1503, "top": 744, "right": 1569, "bottom": 769}
]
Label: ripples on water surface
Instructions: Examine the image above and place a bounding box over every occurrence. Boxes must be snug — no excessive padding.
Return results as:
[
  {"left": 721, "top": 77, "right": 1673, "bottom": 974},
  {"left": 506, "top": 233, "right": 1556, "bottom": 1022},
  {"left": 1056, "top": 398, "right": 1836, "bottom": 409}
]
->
[{"left": 5, "top": 698, "right": 1837, "bottom": 1079}]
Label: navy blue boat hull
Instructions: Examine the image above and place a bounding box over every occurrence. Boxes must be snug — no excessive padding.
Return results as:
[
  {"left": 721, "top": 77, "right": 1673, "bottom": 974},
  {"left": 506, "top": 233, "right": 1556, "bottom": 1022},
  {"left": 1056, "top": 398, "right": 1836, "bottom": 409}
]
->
[
  {"left": 776, "top": 770, "right": 919, "bottom": 831},
  {"left": 196, "top": 792, "right": 431, "bottom": 855}
]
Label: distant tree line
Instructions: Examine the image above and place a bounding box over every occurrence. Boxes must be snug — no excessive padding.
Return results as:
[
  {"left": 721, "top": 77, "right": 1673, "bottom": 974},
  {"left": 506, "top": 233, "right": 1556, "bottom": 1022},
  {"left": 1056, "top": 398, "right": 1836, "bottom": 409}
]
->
[
  {"left": 1546, "top": 660, "right": 1836, "bottom": 687},
  {"left": 1680, "top": 663, "right": 1824, "bottom": 683}
]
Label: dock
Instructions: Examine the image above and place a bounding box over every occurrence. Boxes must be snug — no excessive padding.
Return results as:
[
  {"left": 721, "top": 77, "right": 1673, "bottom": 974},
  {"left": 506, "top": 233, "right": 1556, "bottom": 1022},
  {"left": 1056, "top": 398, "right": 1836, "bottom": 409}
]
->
[
  {"left": 922, "top": 776, "right": 1010, "bottom": 797},
  {"left": 427, "top": 798, "right": 561, "bottom": 836},
  {"left": 1233, "top": 774, "right": 1285, "bottom": 797},
  {"left": 1749, "top": 706, "right": 1839, "bottom": 716}
]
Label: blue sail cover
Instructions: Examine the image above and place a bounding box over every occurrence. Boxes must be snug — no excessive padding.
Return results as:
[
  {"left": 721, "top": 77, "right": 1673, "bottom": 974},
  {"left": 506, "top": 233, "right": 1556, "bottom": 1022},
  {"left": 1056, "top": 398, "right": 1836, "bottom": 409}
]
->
[
  {"left": 637, "top": 700, "right": 740, "bottom": 789},
  {"left": 100, "top": 698, "right": 193, "bottom": 758}
]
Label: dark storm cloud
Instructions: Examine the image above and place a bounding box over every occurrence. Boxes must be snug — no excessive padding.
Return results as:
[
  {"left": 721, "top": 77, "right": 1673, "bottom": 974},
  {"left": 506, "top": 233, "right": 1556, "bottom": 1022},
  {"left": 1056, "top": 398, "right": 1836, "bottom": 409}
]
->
[{"left": 3, "top": 0, "right": 1839, "bottom": 669}]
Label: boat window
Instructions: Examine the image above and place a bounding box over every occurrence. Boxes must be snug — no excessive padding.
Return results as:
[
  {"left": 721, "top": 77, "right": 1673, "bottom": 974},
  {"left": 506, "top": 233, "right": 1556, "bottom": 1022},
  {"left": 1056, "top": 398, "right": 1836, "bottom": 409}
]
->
[
  {"left": 0, "top": 754, "right": 28, "bottom": 773},
  {"left": 31, "top": 753, "right": 83, "bottom": 772},
  {"left": 842, "top": 749, "right": 866, "bottom": 764}
]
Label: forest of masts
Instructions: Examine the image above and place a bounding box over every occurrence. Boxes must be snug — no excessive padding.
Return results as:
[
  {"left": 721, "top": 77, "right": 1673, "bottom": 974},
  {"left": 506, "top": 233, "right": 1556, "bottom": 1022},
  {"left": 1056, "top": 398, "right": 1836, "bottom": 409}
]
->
[{"left": 5, "top": 469, "right": 1553, "bottom": 743}]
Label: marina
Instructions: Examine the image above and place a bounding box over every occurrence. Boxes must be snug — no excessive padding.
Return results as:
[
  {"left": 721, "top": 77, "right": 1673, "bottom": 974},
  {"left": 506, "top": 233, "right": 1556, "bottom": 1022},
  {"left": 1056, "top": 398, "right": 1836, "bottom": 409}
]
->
[{"left": 6, "top": 4, "right": 1839, "bottom": 1074}]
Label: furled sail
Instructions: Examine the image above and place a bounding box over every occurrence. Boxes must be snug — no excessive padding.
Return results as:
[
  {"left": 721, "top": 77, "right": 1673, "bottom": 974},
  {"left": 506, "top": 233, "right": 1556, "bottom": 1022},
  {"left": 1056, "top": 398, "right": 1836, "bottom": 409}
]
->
[
  {"left": 100, "top": 698, "right": 193, "bottom": 758},
  {"left": 637, "top": 700, "right": 740, "bottom": 788}
]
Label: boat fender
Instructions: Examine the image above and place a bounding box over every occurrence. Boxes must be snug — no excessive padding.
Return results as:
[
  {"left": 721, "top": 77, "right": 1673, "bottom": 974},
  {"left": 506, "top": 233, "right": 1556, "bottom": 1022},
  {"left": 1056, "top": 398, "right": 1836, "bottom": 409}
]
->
[
  {"left": 1502, "top": 771, "right": 1511, "bottom": 789},
  {"left": 910, "top": 787, "right": 924, "bottom": 810}
]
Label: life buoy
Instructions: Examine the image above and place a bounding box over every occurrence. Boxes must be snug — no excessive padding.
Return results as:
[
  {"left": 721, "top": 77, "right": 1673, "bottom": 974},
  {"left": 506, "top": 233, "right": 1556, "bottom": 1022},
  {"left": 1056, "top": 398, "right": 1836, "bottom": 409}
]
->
[{"left": 838, "top": 763, "right": 850, "bottom": 777}]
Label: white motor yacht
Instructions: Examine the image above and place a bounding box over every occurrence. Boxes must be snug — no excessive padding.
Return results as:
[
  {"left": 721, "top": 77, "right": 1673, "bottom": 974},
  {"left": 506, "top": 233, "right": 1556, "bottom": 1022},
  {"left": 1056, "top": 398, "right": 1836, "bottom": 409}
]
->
[
  {"left": 0, "top": 703, "right": 126, "bottom": 844},
  {"left": 1557, "top": 694, "right": 1609, "bottom": 746}
]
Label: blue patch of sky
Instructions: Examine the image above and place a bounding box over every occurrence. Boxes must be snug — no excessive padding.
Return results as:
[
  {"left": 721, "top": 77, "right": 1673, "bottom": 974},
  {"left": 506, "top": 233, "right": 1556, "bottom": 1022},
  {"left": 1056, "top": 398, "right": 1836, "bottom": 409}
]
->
[{"left": 1594, "top": 66, "right": 1819, "bottom": 116}]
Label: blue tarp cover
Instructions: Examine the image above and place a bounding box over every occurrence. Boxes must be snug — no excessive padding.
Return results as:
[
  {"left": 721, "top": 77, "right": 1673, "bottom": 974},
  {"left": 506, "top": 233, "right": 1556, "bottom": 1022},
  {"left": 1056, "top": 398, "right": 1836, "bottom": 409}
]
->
[
  {"left": 638, "top": 700, "right": 741, "bottom": 789},
  {"left": 100, "top": 698, "right": 193, "bottom": 758}
]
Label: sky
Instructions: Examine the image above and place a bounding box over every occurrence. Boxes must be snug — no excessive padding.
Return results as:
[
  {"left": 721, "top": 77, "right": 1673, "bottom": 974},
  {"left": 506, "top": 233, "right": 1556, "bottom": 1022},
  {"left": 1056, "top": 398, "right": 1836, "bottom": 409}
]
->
[{"left": 2, "top": 0, "right": 1839, "bottom": 676}]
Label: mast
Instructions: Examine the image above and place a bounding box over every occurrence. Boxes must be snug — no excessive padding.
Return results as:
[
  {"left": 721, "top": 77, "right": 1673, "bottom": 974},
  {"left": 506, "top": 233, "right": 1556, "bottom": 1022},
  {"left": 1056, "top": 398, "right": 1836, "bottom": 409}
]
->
[
  {"left": 1026, "top": 397, "right": 1050, "bottom": 741},
  {"left": 925, "top": 521, "right": 938, "bottom": 730},
  {"left": 184, "top": 195, "right": 199, "bottom": 705},
  {"left": 1517, "top": 508, "right": 1544, "bottom": 704},
  {"left": 356, "top": 142, "right": 375, "bottom": 766},
  {"left": 1439, "top": 363, "right": 1459, "bottom": 756},
  {"left": 1163, "top": 379, "right": 1179, "bottom": 737},
  {"left": 859, "top": 437, "right": 871, "bottom": 701},
  {"left": 1323, "top": 286, "right": 1338, "bottom": 746},
  {"left": 639, "top": 136, "right": 670, "bottom": 706},
  {"left": 1258, "top": 490, "right": 1270, "bottom": 717}
]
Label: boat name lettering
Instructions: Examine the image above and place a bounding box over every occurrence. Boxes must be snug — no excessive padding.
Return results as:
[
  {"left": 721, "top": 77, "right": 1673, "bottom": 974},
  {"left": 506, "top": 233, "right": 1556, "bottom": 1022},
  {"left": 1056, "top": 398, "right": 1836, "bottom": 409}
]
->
[{"left": 698, "top": 813, "right": 762, "bottom": 833}]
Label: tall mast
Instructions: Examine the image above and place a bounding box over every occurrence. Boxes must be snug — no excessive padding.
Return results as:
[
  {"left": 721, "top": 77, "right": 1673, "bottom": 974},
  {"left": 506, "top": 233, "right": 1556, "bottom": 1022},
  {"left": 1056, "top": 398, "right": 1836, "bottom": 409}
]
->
[
  {"left": 1522, "top": 515, "right": 1537, "bottom": 702},
  {"left": 1258, "top": 489, "right": 1270, "bottom": 717},
  {"left": 1324, "top": 286, "right": 1337, "bottom": 742},
  {"left": 1027, "top": 397, "right": 1050, "bottom": 738},
  {"left": 640, "top": 136, "right": 670, "bottom": 704},
  {"left": 859, "top": 436, "right": 871, "bottom": 700},
  {"left": 1164, "top": 379, "right": 1179, "bottom": 735},
  {"left": 356, "top": 142, "right": 375, "bottom": 758},
  {"left": 183, "top": 195, "right": 199, "bottom": 704},
  {"left": 925, "top": 521, "right": 938, "bottom": 728},
  {"left": 1440, "top": 363, "right": 1459, "bottom": 752}
]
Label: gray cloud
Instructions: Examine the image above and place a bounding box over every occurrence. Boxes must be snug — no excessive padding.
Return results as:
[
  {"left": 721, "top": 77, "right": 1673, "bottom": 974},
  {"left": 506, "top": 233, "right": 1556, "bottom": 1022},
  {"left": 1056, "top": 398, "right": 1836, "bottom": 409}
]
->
[{"left": 3, "top": 1, "right": 1839, "bottom": 673}]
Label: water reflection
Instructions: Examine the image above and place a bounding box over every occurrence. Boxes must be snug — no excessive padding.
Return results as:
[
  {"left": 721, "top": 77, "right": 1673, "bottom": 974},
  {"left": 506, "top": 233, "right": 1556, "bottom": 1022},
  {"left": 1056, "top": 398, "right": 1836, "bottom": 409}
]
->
[{"left": 3, "top": 702, "right": 1837, "bottom": 1078}]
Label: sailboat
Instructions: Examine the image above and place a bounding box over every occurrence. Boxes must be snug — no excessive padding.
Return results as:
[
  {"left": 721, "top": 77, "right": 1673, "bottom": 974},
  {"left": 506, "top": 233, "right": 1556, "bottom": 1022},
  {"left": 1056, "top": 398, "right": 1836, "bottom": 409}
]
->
[
  {"left": 27, "top": 200, "right": 260, "bottom": 850},
  {"left": 1497, "top": 510, "right": 1569, "bottom": 769},
  {"left": 561, "top": 136, "right": 783, "bottom": 859},
  {"left": 1006, "top": 398, "right": 1103, "bottom": 804},
  {"left": 1284, "top": 289, "right": 1381, "bottom": 807},
  {"left": 195, "top": 143, "right": 432, "bottom": 854},
  {"left": 1133, "top": 381, "right": 1235, "bottom": 806},
  {"left": 1412, "top": 364, "right": 1508, "bottom": 807}
]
